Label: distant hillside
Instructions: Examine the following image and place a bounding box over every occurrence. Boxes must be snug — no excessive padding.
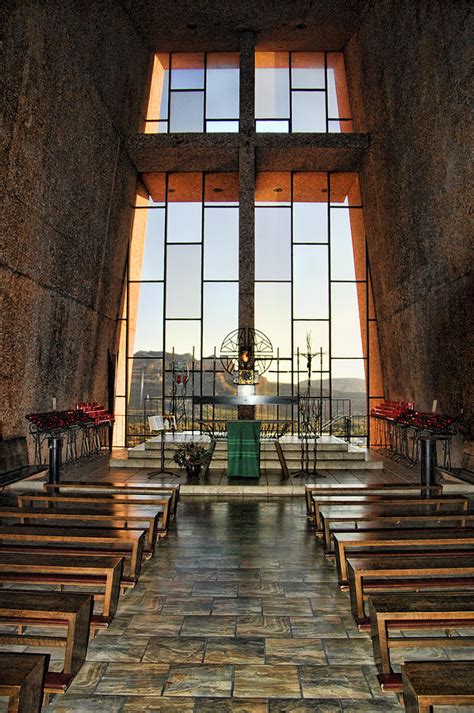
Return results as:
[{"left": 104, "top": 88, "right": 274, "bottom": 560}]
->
[{"left": 128, "top": 351, "right": 367, "bottom": 412}]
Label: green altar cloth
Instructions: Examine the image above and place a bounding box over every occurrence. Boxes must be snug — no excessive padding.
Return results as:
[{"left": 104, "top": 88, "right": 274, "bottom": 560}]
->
[{"left": 227, "top": 420, "right": 261, "bottom": 478}]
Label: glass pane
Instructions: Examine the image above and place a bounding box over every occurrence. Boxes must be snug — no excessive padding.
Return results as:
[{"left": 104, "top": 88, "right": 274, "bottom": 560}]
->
[
  {"left": 255, "top": 283, "right": 291, "bottom": 358},
  {"left": 331, "top": 282, "right": 364, "bottom": 358},
  {"left": 256, "top": 120, "right": 289, "bottom": 132},
  {"left": 293, "top": 203, "right": 328, "bottom": 243},
  {"left": 294, "top": 245, "right": 328, "bottom": 319},
  {"left": 204, "top": 207, "right": 238, "bottom": 280},
  {"left": 255, "top": 207, "right": 291, "bottom": 280},
  {"left": 291, "top": 53, "right": 325, "bottom": 89},
  {"left": 166, "top": 320, "right": 201, "bottom": 358},
  {"left": 292, "top": 91, "right": 326, "bottom": 132},
  {"left": 166, "top": 244, "right": 201, "bottom": 318},
  {"left": 128, "top": 359, "right": 163, "bottom": 411},
  {"left": 293, "top": 321, "right": 330, "bottom": 373},
  {"left": 171, "top": 53, "right": 205, "bottom": 89},
  {"left": 206, "top": 120, "right": 239, "bottom": 132},
  {"left": 129, "top": 282, "right": 164, "bottom": 355},
  {"left": 331, "top": 359, "right": 367, "bottom": 416},
  {"left": 255, "top": 66, "right": 290, "bottom": 119},
  {"left": 167, "top": 202, "right": 202, "bottom": 243},
  {"left": 203, "top": 283, "right": 238, "bottom": 358},
  {"left": 330, "top": 208, "right": 357, "bottom": 281},
  {"left": 170, "top": 91, "right": 204, "bottom": 132},
  {"left": 130, "top": 209, "right": 165, "bottom": 281},
  {"left": 206, "top": 66, "right": 239, "bottom": 119}
]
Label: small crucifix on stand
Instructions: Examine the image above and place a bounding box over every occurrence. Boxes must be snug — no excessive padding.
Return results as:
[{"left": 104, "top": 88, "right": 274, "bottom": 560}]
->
[{"left": 294, "top": 333, "right": 325, "bottom": 479}]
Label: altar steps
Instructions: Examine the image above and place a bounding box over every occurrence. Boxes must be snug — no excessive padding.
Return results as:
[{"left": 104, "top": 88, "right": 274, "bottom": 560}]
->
[{"left": 110, "top": 435, "right": 384, "bottom": 470}]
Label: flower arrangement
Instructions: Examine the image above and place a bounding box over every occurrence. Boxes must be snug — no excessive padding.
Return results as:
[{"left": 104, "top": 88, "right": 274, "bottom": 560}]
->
[{"left": 172, "top": 442, "right": 212, "bottom": 470}]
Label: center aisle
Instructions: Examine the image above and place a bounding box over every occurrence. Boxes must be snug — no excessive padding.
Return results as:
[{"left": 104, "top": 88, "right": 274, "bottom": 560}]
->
[{"left": 49, "top": 498, "right": 401, "bottom": 711}]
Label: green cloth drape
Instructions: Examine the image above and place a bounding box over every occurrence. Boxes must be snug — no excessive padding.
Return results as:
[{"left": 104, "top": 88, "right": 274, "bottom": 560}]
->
[{"left": 227, "top": 420, "right": 261, "bottom": 478}]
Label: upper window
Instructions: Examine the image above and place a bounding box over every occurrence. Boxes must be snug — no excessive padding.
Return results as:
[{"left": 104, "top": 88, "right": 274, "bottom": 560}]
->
[
  {"left": 145, "top": 52, "right": 240, "bottom": 133},
  {"left": 255, "top": 52, "right": 352, "bottom": 133}
]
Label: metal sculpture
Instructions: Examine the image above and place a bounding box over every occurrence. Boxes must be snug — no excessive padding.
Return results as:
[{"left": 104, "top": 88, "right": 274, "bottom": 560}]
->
[
  {"left": 220, "top": 327, "right": 273, "bottom": 384},
  {"left": 294, "top": 333, "right": 325, "bottom": 478}
]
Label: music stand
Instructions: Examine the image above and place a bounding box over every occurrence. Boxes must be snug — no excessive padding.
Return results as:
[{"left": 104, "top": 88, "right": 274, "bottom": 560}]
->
[{"left": 147, "top": 415, "right": 180, "bottom": 480}]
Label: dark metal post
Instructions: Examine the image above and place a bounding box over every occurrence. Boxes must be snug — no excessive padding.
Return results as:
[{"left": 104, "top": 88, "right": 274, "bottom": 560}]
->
[
  {"left": 48, "top": 435, "right": 63, "bottom": 485},
  {"left": 420, "top": 436, "right": 438, "bottom": 495}
]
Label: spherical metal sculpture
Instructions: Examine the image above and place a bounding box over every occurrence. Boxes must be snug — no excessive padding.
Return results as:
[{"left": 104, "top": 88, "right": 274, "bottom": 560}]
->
[{"left": 219, "top": 327, "right": 273, "bottom": 383}]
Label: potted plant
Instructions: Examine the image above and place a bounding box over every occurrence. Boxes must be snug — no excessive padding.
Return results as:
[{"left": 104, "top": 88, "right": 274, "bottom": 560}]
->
[{"left": 172, "top": 441, "right": 212, "bottom": 479}]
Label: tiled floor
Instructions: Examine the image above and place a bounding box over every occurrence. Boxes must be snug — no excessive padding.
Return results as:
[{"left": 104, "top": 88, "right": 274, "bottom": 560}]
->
[{"left": 39, "top": 496, "right": 410, "bottom": 711}]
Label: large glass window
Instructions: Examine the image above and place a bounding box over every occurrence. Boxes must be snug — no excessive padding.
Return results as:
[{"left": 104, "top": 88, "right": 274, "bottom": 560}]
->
[
  {"left": 255, "top": 52, "right": 353, "bottom": 133},
  {"left": 116, "top": 173, "right": 239, "bottom": 445},
  {"left": 145, "top": 53, "right": 240, "bottom": 134},
  {"left": 254, "top": 172, "right": 383, "bottom": 442}
]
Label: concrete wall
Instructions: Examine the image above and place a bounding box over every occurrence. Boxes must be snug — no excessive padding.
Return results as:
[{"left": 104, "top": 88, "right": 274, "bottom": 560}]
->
[
  {"left": 346, "top": 0, "right": 473, "bottom": 436},
  {"left": 0, "top": 0, "right": 150, "bottom": 450}
]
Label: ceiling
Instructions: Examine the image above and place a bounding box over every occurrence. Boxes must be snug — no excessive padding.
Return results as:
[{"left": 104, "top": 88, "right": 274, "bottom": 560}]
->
[{"left": 119, "top": 0, "right": 369, "bottom": 52}]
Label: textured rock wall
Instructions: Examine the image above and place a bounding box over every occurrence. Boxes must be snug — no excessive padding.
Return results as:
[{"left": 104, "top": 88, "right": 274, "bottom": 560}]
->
[
  {"left": 346, "top": 0, "right": 473, "bottom": 435},
  {"left": 0, "top": 1, "right": 150, "bottom": 444}
]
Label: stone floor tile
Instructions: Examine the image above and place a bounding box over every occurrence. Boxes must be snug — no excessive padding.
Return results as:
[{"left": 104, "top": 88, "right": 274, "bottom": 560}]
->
[
  {"left": 212, "top": 597, "right": 263, "bottom": 615},
  {"left": 164, "top": 664, "right": 233, "bottom": 696},
  {"left": 204, "top": 637, "right": 265, "bottom": 664},
  {"left": 196, "top": 699, "right": 268, "bottom": 712},
  {"left": 238, "top": 581, "right": 285, "bottom": 597},
  {"left": 341, "top": 700, "right": 402, "bottom": 712},
  {"left": 123, "top": 698, "right": 196, "bottom": 711},
  {"left": 65, "top": 662, "right": 108, "bottom": 695},
  {"left": 269, "top": 701, "right": 340, "bottom": 712},
  {"left": 236, "top": 615, "right": 292, "bottom": 638},
  {"left": 323, "top": 638, "right": 374, "bottom": 664},
  {"left": 192, "top": 581, "right": 239, "bottom": 596},
  {"left": 266, "top": 638, "right": 326, "bottom": 665},
  {"left": 290, "top": 617, "right": 348, "bottom": 638},
  {"left": 234, "top": 664, "right": 301, "bottom": 698},
  {"left": 47, "top": 696, "right": 125, "bottom": 712},
  {"left": 181, "top": 615, "right": 236, "bottom": 637},
  {"left": 160, "top": 597, "right": 214, "bottom": 615},
  {"left": 95, "top": 663, "right": 169, "bottom": 696},
  {"left": 263, "top": 598, "right": 314, "bottom": 617},
  {"left": 86, "top": 635, "right": 149, "bottom": 662},
  {"left": 126, "top": 614, "right": 183, "bottom": 636},
  {"left": 143, "top": 636, "right": 206, "bottom": 663},
  {"left": 299, "top": 665, "right": 372, "bottom": 699}
]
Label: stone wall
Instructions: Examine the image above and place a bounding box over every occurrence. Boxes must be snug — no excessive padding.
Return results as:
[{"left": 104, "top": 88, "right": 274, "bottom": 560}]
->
[
  {"left": 346, "top": 0, "right": 473, "bottom": 437},
  {"left": 0, "top": 0, "right": 150, "bottom": 447}
]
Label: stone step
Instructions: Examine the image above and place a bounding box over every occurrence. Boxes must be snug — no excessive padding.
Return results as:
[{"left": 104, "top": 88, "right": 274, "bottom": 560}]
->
[
  {"left": 144, "top": 440, "right": 351, "bottom": 453},
  {"left": 110, "top": 456, "right": 383, "bottom": 470},
  {"left": 129, "top": 447, "right": 366, "bottom": 462}
]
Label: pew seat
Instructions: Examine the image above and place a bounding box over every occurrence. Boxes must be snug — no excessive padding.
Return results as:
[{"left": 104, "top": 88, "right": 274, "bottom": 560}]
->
[
  {"left": 367, "top": 592, "right": 474, "bottom": 690},
  {"left": 346, "top": 554, "right": 474, "bottom": 625},
  {"left": 0, "top": 590, "right": 92, "bottom": 694},
  {"left": 332, "top": 528, "right": 474, "bottom": 585},
  {"left": 0, "top": 652, "right": 48, "bottom": 713},
  {"left": 401, "top": 660, "right": 474, "bottom": 712}
]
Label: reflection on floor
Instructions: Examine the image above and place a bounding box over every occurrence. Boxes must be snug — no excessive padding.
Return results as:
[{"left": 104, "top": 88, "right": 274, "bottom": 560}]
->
[{"left": 29, "top": 484, "right": 469, "bottom": 712}]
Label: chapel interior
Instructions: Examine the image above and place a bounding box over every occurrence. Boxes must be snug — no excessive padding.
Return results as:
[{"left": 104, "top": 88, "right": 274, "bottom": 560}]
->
[{"left": 0, "top": 1, "right": 473, "bottom": 711}]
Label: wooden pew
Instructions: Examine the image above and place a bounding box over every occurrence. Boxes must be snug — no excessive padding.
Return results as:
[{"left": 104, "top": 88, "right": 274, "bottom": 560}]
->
[
  {"left": 0, "top": 552, "right": 123, "bottom": 622},
  {"left": 47, "top": 481, "right": 180, "bottom": 520},
  {"left": 318, "top": 505, "right": 473, "bottom": 552},
  {"left": 0, "top": 652, "right": 48, "bottom": 713},
  {"left": 333, "top": 528, "right": 474, "bottom": 585},
  {"left": 305, "top": 483, "right": 443, "bottom": 518},
  {"left": 0, "top": 505, "right": 161, "bottom": 553},
  {"left": 401, "top": 661, "right": 474, "bottom": 712},
  {"left": 0, "top": 525, "right": 145, "bottom": 580},
  {"left": 0, "top": 590, "right": 92, "bottom": 695},
  {"left": 311, "top": 494, "right": 468, "bottom": 531},
  {"left": 346, "top": 553, "right": 474, "bottom": 625},
  {"left": 368, "top": 592, "right": 474, "bottom": 690},
  {"left": 18, "top": 491, "right": 173, "bottom": 534}
]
